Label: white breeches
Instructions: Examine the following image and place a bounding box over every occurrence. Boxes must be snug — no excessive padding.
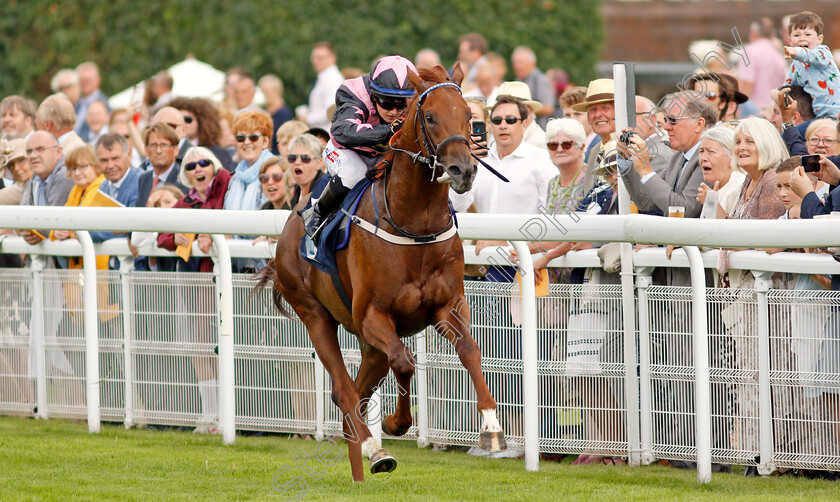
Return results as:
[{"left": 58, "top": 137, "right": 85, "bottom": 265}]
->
[{"left": 323, "top": 140, "right": 370, "bottom": 189}]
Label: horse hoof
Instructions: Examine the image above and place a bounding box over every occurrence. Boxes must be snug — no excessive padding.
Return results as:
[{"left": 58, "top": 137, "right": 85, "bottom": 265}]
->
[
  {"left": 479, "top": 430, "right": 507, "bottom": 452},
  {"left": 369, "top": 449, "right": 397, "bottom": 474},
  {"left": 383, "top": 414, "right": 410, "bottom": 437}
]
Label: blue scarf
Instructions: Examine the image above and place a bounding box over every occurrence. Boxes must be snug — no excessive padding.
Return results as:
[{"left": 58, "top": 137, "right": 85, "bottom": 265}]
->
[{"left": 224, "top": 149, "right": 272, "bottom": 211}]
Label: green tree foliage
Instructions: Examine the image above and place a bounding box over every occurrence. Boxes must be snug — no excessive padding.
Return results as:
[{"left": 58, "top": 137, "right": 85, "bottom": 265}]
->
[{"left": 0, "top": 0, "right": 602, "bottom": 107}]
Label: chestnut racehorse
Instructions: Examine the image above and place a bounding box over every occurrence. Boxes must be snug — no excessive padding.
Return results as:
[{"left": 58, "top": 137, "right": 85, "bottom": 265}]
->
[{"left": 258, "top": 65, "right": 506, "bottom": 482}]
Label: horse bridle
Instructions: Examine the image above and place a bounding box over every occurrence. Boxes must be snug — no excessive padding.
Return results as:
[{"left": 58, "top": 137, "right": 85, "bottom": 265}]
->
[
  {"left": 388, "top": 82, "right": 468, "bottom": 182},
  {"left": 388, "top": 82, "right": 510, "bottom": 183},
  {"left": 381, "top": 81, "right": 509, "bottom": 242},
  {"left": 380, "top": 82, "right": 468, "bottom": 241}
]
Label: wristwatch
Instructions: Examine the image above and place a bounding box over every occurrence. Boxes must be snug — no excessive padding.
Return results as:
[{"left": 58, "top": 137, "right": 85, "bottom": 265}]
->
[{"left": 782, "top": 122, "right": 796, "bottom": 131}]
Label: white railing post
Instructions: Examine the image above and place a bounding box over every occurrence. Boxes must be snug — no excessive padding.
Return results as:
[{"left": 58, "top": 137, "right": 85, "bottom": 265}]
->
[
  {"left": 314, "top": 352, "right": 325, "bottom": 441},
  {"left": 620, "top": 241, "right": 641, "bottom": 466},
  {"left": 30, "top": 255, "right": 49, "bottom": 419},
  {"left": 635, "top": 266, "right": 655, "bottom": 465},
  {"left": 512, "top": 241, "right": 539, "bottom": 471},
  {"left": 685, "top": 246, "right": 711, "bottom": 483},
  {"left": 753, "top": 270, "right": 775, "bottom": 475},
  {"left": 76, "top": 231, "right": 100, "bottom": 434},
  {"left": 119, "top": 253, "right": 135, "bottom": 428},
  {"left": 210, "top": 235, "right": 235, "bottom": 445},
  {"left": 416, "top": 329, "right": 429, "bottom": 448}
]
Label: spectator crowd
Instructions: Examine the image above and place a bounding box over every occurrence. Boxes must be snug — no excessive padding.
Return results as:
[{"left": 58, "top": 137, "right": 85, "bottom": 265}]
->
[{"left": 0, "top": 10, "right": 839, "bottom": 476}]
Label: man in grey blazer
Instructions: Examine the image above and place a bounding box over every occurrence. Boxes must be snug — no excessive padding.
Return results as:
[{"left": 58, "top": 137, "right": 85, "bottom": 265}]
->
[
  {"left": 619, "top": 94, "right": 718, "bottom": 466},
  {"left": 621, "top": 93, "right": 717, "bottom": 219},
  {"left": 19, "top": 131, "right": 74, "bottom": 242},
  {"left": 19, "top": 131, "right": 78, "bottom": 387}
]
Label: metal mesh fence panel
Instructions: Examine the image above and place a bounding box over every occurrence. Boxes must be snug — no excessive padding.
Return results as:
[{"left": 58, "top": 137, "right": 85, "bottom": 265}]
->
[
  {"left": 233, "top": 274, "right": 316, "bottom": 433},
  {"left": 0, "top": 269, "right": 35, "bottom": 415},
  {"left": 768, "top": 289, "right": 840, "bottom": 470},
  {"left": 2, "top": 261, "right": 840, "bottom": 473},
  {"left": 538, "top": 282, "right": 627, "bottom": 457},
  {"left": 129, "top": 271, "right": 216, "bottom": 428}
]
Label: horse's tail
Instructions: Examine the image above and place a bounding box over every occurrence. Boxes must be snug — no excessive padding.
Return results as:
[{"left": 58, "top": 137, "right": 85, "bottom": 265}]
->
[{"left": 251, "top": 259, "right": 293, "bottom": 318}]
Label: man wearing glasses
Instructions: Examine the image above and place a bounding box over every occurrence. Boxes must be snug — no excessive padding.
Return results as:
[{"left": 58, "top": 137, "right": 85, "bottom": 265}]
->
[
  {"left": 621, "top": 93, "right": 716, "bottom": 219},
  {"left": 302, "top": 55, "right": 417, "bottom": 238},
  {"left": 135, "top": 123, "right": 186, "bottom": 208},
  {"left": 462, "top": 94, "right": 556, "bottom": 459},
  {"left": 18, "top": 131, "right": 77, "bottom": 399},
  {"left": 19, "top": 131, "right": 73, "bottom": 238},
  {"left": 149, "top": 106, "right": 193, "bottom": 172}
]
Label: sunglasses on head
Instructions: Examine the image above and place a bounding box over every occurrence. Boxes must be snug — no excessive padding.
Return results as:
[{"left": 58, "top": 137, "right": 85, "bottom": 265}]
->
[
  {"left": 235, "top": 134, "right": 262, "bottom": 143},
  {"left": 259, "top": 173, "right": 284, "bottom": 183},
  {"left": 374, "top": 95, "right": 408, "bottom": 111},
  {"left": 287, "top": 154, "right": 314, "bottom": 164},
  {"left": 185, "top": 158, "right": 213, "bottom": 171},
  {"left": 547, "top": 140, "right": 576, "bottom": 151},
  {"left": 165, "top": 122, "right": 182, "bottom": 130},
  {"left": 490, "top": 116, "right": 521, "bottom": 125}
]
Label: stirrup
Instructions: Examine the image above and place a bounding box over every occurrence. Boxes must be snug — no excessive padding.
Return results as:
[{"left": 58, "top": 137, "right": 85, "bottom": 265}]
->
[{"left": 302, "top": 206, "right": 320, "bottom": 238}]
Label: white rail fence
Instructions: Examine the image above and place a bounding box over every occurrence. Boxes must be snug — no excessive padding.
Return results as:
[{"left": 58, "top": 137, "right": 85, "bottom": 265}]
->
[{"left": 1, "top": 208, "right": 840, "bottom": 483}]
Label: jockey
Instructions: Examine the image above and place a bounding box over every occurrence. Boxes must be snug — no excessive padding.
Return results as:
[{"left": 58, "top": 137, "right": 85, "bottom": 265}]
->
[{"left": 302, "top": 55, "right": 417, "bottom": 238}]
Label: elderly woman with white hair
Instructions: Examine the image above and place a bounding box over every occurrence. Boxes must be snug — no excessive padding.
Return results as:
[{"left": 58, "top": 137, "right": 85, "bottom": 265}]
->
[
  {"left": 710, "top": 117, "right": 788, "bottom": 456},
  {"left": 545, "top": 118, "right": 589, "bottom": 214},
  {"left": 519, "top": 118, "right": 590, "bottom": 278},
  {"left": 158, "top": 146, "right": 232, "bottom": 273},
  {"left": 157, "top": 146, "right": 231, "bottom": 435},
  {"left": 727, "top": 117, "right": 788, "bottom": 221},
  {"left": 695, "top": 126, "right": 747, "bottom": 217},
  {"left": 287, "top": 133, "right": 327, "bottom": 208}
]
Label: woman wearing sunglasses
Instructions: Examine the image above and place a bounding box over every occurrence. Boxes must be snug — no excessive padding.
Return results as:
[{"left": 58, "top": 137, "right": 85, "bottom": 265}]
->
[
  {"left": 522, "top": 118, "right": 591, "bottom": 284},
  {"left": 285, "top": 133, "right": 326, "bottom": 208},
  {"left": 544, "top": 118, "right": 589, "bottom": 216},
  {"left": 158, "top": 148, "right": 231, "bottom": 434},
  {"left": 258, "top": 157, "right": 290, "bottom": 211},
  {"left": 302, "top": 55, "right": 418, "bottom": 238},
  {"left": 223, "top": 110, "right": 276, "bottom": 271},
  {"left": 159, "top": 147, "right": 232, "bottom": 272},
  {"left": 224, "top": 110, "right": 274, "bottom": 213}
]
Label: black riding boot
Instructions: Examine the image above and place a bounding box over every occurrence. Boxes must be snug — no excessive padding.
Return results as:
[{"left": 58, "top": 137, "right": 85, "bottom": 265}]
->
[{"left": 302, "top": 176, "right": 351, "bottom": 239}]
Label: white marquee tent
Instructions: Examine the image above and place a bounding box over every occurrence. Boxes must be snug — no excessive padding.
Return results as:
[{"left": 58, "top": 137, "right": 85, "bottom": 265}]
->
[{"left": 108, "top": 56, "right": 264, "bottom": 110}]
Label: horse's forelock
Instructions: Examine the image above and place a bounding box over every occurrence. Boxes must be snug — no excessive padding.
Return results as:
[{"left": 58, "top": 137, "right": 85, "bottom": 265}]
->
[
  {"left": 407, "top": 65, "right": 456, "bottom": 112},
  {"left": 417, "top": 65, "right": 450, "bottom": 85}
]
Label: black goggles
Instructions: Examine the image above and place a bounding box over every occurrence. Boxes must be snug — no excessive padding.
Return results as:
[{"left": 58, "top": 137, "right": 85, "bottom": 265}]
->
[{"left": 373, "top": 94, "right": 408, "bottom": 111}]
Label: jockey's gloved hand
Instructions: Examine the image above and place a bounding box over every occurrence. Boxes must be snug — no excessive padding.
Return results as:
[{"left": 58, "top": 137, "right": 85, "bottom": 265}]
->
[{"left": 390, "top": 119, "right": 403, "bottom": 135}]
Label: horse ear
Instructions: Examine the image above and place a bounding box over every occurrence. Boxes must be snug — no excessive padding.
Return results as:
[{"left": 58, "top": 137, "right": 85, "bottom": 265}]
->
[
  {"left": 407, "top": 69, "right": 424, "bottom": 92},
  {"left": 451, "top": 63, "right": 464, "bottom": 86}
]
